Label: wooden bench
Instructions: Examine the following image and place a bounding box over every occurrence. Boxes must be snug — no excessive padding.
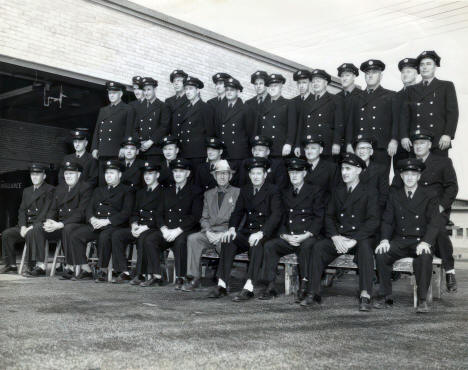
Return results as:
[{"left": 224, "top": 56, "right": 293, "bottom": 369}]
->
[{"left": 282, "top": 253, "right": 443, "bottom": 307}]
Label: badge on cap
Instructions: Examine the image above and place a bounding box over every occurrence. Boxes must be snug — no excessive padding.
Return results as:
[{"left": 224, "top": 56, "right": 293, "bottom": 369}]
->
[
  {"left": 369, "top": 61, "right": 373, "bottom": 65},
  {"left": 216, "top": 74, "right": 220, "bottom": 78},
  {"left": 145, "top": 162, "right": 149, "bottom": 166},
  {"left": 314, "top": 70, "right": 318, "bottom": 74},
  {"left": 229, "top": 78, "right": 233, "bottom": 82},
  {"left": 66, "top": 162, "right": 70, "bottom": 166},
  {"left": 210, "top": 138, "right": 214, "bottom": 142},
  {"left": 358, "top": 134, "right": 362, "bottom": 139},
  {"left": 107, "top": 161, "right": 111, "bottom": 165},
  {"left": 163, "top": 137, "right": 168, "bottom": 141},
  {"left": 404, "top": 58, "right": 408, "bottom": 63},
  {"left": 272, "top": 74, "right": 276, "bottom": 78},
  {"left": 307, "top": 135, "right": 311, "bottom": 139},
  {"left": 75, "top": 131, "right": 79, "bottom": 135},
  {"left": 128, "top": 137, "right": 132, "bottom": 141},
  {"left": 422, "top": 51, "right": 427, "bottom": 55},
  {"left": 256, "top": 72, "right": 260, "bottom": 75},
  {"left": 255, "top": 136, "right": 259, "bottom": 140},
  {"left": 342, "top": 64, "right": 347, "bottom": 68},
  {"left": 415, "top": 130, "right": 420, "bottom": 134},
  {"left": 110, "top": 82, "right": 114, "bottom": 86}
]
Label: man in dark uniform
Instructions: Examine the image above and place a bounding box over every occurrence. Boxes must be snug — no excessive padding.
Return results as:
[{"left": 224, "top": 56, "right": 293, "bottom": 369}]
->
[
  {"left": 178, "top": 76, "right": 215, "bottom": 172},
  {"left": 336, "top": 63, "right": 362, "bottom": 154},
  {"left": 260, "top": 158, "right": 324, "bottom": 301},
  {"left": 194, "top": 137, "right": 224, "bottom": 192},
  {"left": 59, "top": 128, "right": 98, "bottom": 187},
  {"left": 245, "top": 70, "right": 270, "bottom": 119},
  {"left": 0, "top": 164, "right": 54, "bottom": 274},
  {"left": 91, "top": 81, "right": 135, "bottom": 185},
  {"left": 142, "top": 159, "right": 203, "bottom": 288},
  {"left": 128, "top": 76, "right": 145, "bottom": 111},
  {"left": 254, "top": 73, "right": 296, "bottom": 159},
  {"left": 215, "top": 77, "right": 254, "bottom": 184},
  {"left": 134, "top": 77, "right": 170, "bottom": 163},
  {"left": 392, "top": 129, "right": 458, "bottom": 291},
  {"left": 120, "top": 136, "right": 144, "bottom": 191},
  {"left": 375, "top": 158, "right": 442, "bottom": 313},
  {"left": 303, "top": 153, "right": 379, "bottom": 311},
  {"left": 36, "top": 162, "right": 92, "bottom": 278},
  {"left": 346, "top": 60, "right": 399, "bottom": 169},
  {"left": 400, "top": 51, "right": 459, "bottom": 157},
  {"left": 165, "top": 69, "right": 189, "bottom": 136},
  {"left": 207, "top": 72, "right": 231, "bottom": 112},
  {"left": 111, "top": 161, "right": 164, "bottom": 285},
  {"left": 291, "top": 70, "right": 312, "bottom": 148},
  {"left": 157, "top": 135, "right": 180, "bottom": 188},
  {"left": 237, "top": 136, "right": 288, "bottom": 189},
  {"left": 354, "top": 134, "right": 389, "bottom": 212},
  {"left": 207, "top": 157, "right": 282, "bottom": 302},
  {"left": 68, "top": 160, "right": 134, "bottom": 282},
  {"left": 295, "top": 69, "right": 344, "bottom": 159},
  {"left": 395, "top": 58, "right": 419, "bottom": 164},
  {"left": 302, "top": 135, "right": 340, "bottom": 203}
]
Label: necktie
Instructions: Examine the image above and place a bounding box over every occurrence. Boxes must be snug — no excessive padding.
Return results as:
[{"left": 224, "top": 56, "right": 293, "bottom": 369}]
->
[
  {"left": 423, "top": 81, "right": 429, "bottom": 87},
  {"left": 348, "top": 187, "right": 353, "bottom": 194},
  {"left": 302, "top": 96, "right": 305, "bottom": 101},
  {"left": 345, "top": 91, "right": 349, "bottom": 97},
  {"left": 315, "top": 95, "right": 319, "bottom": 101},
  {"left": 254, "top": 188, "right": 258, "bottom": 196},
  {"left": 126, "top": 162, "right": 130, "bottom": 168},
  {"left": 228, "top": 103, "right": 233, "bottom": 109},
  {"left": 408, "top": 191, "right": 413, "bottom": 199},
  {"left": 218, "top": 191, "right": 225, "bottom": 208},
  {"left": 176, "top": 186, "right": 180, "bottom": 194},
  {"left": 257, "top": 98, "right": 262, "bottom": 105},
  {"left": 108, "top": 185, "right": 111, "bottom": 190},
  {"left": 293, "top": 188, "right": 299, "bottom": 196},
  {"left": 368, "top": 89, "right": 374, "bottom": 94}
]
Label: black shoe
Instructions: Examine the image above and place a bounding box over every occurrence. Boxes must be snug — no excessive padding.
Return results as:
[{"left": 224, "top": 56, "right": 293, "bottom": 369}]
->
[
  {"left": 359, "top": 296, "right": 372, "bottom": 312},
  {"left": 94, "top": 270, "right": 107, "bottom": 283},
  {"left": 59, "top": 269, "right": 74, "bottom": 280},
  {"left": 28, "top": 266, "right": 46, "bottom": 277},
  {"left": 182, "top": 278, "right": 200, "bottom": 292},
  {"left": 73, "top": 270, "right": 93, "bottom": 281},
  {"left": 446, "top": 273, "right": 457, "bottom": 292},
  {"left": 373, "top": 296, "right": 393, "bottom": 309},
  {"left": 300, "top": 293, "right": 321, "bottom": 307},
  {"left": 174, "top": 277, "right": 184, "bottom": 290},
  {"left": 295, "top": 281, "right": 308, "bottom": 303},
  {"left": 416, "top": 299, "right": 429, "bottom": 314},
  {"left": 140, "top": 276, "right": 164, "bottom": 287},
  {"left": 207, "top": 286, "right": 227, "bottom": 298},
  {"left": 113, "top": 272, "right": 132, "bottom": 284},
  {"left": 391, "top": 271, "right": 401, "bottom": 281},
  {"left": 232, "top": 289, "right": 254, "bottom": 302},
  {"left": 258, "top": 288, "right": 278, "bottom": 300},
  {"left": 0, "top": 265, "right": 17, "bottom": 274},
  {"left": 129, "top": 276, "right": 144, "bottom": 286}
]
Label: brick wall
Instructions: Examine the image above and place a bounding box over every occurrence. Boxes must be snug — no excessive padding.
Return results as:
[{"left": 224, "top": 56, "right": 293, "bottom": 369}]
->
[{"left": 0, "top": 0, "right": 337, "bottom": 100}]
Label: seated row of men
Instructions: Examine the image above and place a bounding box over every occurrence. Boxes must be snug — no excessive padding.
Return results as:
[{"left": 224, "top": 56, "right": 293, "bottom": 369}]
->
[{"left": 0, "top": 127, "right": 456, "bottom": 314}]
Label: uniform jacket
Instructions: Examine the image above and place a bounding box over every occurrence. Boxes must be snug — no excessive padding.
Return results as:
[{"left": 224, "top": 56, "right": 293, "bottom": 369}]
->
[
  {"left": 129, "top": 185, "right": 165, "bottom": 229},
  {"left": 121, "top": 159, "right": 144, "bottom": 190},
  {"left": 246, "top": 94, "right": 270, "bottom": 122},
  {"left": 178, "top": 100, "right": 215, "bottom": 159},
  {"left": 291, "top": 94, "right": 312, "bottom": 130},
  {"left": 359, "top": 161, "right": 389, "bottom": 210},
  {"left": 165, "top": 94, "right": 189, "bottom": 136},
  {"left": 207, "top": 96, "right": 226, "bottom": 112},
  {"left": 157, "top": 183, "right": 203, "bottom": 232},
  {"left": 392, "top": 153, "right": 458, "bottom": 211},
  {"left": 381, "top": 186, "right": 442, "bottom": 245},
  {"left": 86, "top": 183, "right": 134, "bottom": 227},
  {"left": 194, "top": 161, "right": 217, "bottom": 192},
  {"left": 159, "top": 159, "right": 175, "bottom": 188},
  {"left": 304, "top": 158, "right": 340, "bottom": 201},
  {"left": 296, "top": 92, "right": 345, "bottom": 155},
  {"left": 400, "top": 78, "right": 459, "bottom": 144},
  {"left": 337, "top": 87, "right": 363, "bottom": 121},
  {"left": 18, "top": 183, "right": 55, "bottom": 227},
  {"left": 91, "top": 101, "right": 135, "bottom": 157},
  {"left": 47, "top": 181, "right": 92, "bottom": 224},
  {"left": 325, "top": 182, "right": 380, "bottom": 241},
  {"left": 279, "top": 183, "right": 324, "bottom": 236},
  {"left": 229, "top": 182, "right": 282, "bottom": 238},
  {"left": 215, "top": 98, "right": 255, "bottom": 160},
  {"left": 346, "top": 86, "right": 399, "bottom": 149},
  {"left": 134, "top": 98, "right": 170, "bottom": 155},
  {"left": 200, "top": 185, "right": 240, "bottom": 233},
  {"left": 254, "top": 96, "right": 297, "bottom": 157},
  {"left": 58, "top": 152, "right": 98, "bottom": 188}
]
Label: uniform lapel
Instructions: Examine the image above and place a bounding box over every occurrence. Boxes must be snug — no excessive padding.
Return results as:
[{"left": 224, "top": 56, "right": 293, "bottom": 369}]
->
[
  {"left": 223, "top": 99, "right": 242, "bottom": 123},
  {"left": 306, "top": 92, "right": 331, "bottom": 114},
  {"left": 101, "top": 101, "right": 125, "bottom": 121},
  {"left": 140, "top": 99, "right": 162, "bottom": 119},
  {"left": 252, "top": 182, "right": 268, "bottom": 207},
  {"left": 361, "top": 85, "right": 386, "bottom": 107},
  {"left": 26, "top": 184, "right": 47, "bottom": 207},
  {"left": 418, "top": 78, "right": 440, "bottom": 100},
  {"left": 343, "top": 182, "right": 364, "bottom": 209},
  {"left": 182, "top": 100, "right": 201, "bottom": 121}
]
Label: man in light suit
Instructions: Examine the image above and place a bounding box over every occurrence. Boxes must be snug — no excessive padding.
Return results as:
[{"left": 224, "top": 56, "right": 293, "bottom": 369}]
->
[{"left": 182, "top": 160, "right": 240, "bottom": 292}]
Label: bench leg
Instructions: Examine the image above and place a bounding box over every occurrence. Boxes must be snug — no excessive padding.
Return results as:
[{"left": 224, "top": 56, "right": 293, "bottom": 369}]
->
[
  {"left": 108, "top": 257, "right": 113, "bottom": 282},
  {"left": 50, "top": 241, "right": 62, "bottom": 277},
  {"left": 19, "top": 243, "right": 27, "bottom": 275},
  {"left": 411, "top": 275, "right": 417, "bottom": 308},
  {"left": 44, "top": 240, "right": 50, "bottom": 274},
  {"left": 432, "top": 265, "right": 442, "bottom": 300},
  {"left": 427, "top": 276, "right": 433, "bottom": 304},
  {"left": 284, "top": 263, "right": 298, "bottom": 296}
]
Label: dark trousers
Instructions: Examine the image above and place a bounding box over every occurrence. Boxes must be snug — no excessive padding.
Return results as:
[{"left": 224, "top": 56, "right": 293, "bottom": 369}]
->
[
  {"left": 1, "top": 226, "right": 35, "bottom": 265},
  {"left": 431, "top": 148, "right": 449, "bottom": 157},
  {"left": 143, "top": 230, "right": 190, "bottom": 277},
  {"left": 310, "top": 238, "right": 375, "bottom": 295},
  {"left": 262, "top": 237, "right": 317, "bottom": 283},
  {"left": 30, "top": 223, "right": 81, "bottom": 265},
  {"left": 98, "top": 156, "right": 113, "bottom": 186},
  {"left": 228, "top": 159, "right": 245, "bottom": 187},
  {"left": 111, "top": 228, "right": 153, "bottom": 274},
  {"left": 218, "top": 230, "right": 264, "bottom": 286},
  {"left": 392, "top": 148, "right": 409, "bottom": 169},
  {"left": 376, "top": 237, "right": 433, "bottom": 300},
  {"left": 372, "top": 148, "right": 391, "bottom": 174},
  {"left": 435, "top": 230, "right": 454, "bottom": 270},
  {"left": 141, "top": 153, "right": 163, "bottom": 164},
  {"left": 186, "top": 158, "right": 206, "bottom": 175},
  {"left": 69, "top": 225, "right": 121, "bottom": 267}
]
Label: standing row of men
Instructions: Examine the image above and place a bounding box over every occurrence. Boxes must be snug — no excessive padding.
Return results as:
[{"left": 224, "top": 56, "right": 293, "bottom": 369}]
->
[{"left": 0, "top": 49, "right": 459, "bottom": 314}]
